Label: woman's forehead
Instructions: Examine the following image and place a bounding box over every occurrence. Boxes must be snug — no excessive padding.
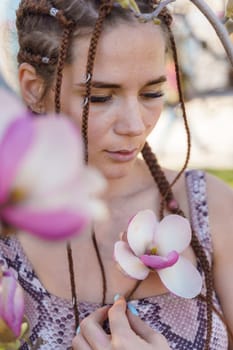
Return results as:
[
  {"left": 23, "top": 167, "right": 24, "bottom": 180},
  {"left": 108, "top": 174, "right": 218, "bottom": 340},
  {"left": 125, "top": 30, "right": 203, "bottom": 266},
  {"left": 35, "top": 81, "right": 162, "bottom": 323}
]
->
[{"left": 72, "top": 22, "right": 166, "bottom": 80}]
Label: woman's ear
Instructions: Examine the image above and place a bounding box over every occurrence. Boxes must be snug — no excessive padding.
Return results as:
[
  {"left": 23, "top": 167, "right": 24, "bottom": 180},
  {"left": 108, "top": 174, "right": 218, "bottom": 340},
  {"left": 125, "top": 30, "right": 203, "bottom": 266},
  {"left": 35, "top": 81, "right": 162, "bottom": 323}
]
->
[{"left": 18, "top": 63, "right": 45, "bottom": 113}]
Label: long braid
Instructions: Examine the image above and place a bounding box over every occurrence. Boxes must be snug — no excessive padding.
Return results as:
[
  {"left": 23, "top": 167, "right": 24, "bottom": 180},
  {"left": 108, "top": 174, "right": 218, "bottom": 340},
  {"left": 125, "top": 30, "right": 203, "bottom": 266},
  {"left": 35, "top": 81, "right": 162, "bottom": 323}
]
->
[
  {"left": 141, "top": 142, "right": 175, "bottom": 219},
  {"left": 82, "top": 0, "right": 114, "bottom": 162},
  {"left": 140, "top": 2, "right": 214, "bottom": 348},
  {"left": 166, "top": 26, "right": 191, "bottom": 189},
  {"left": 82, "top": 0, "right": 114, "bottom": 306}
]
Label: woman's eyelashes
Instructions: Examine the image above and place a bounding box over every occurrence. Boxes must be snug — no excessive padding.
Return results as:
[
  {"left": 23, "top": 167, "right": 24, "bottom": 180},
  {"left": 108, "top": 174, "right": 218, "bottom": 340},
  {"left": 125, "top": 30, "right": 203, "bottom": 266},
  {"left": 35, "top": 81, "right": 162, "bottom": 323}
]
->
[
  {"left": 141, "top": 91, "right": 164, "bottom": 99},
  {"left": 89, "top": 91, "right": 164, "bottom": 104},
  {"left": 90, "top": 95, "right": 112, "bottom": 103}
]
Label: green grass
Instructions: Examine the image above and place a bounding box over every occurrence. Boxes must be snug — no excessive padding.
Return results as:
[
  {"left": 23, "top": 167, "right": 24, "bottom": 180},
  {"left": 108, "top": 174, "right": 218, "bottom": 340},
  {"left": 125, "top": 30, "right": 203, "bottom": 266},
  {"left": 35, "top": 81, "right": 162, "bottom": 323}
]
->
[{"left": 205, "top": 169, "right": 233, "bottom": 188}]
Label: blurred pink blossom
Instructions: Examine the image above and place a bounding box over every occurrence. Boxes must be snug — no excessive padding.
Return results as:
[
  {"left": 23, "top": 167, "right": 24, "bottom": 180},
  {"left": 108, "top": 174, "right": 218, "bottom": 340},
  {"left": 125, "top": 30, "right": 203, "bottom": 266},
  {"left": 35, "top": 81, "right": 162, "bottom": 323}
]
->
[{"left": 0, "top": 89, "right": 107, "bottom": 240}]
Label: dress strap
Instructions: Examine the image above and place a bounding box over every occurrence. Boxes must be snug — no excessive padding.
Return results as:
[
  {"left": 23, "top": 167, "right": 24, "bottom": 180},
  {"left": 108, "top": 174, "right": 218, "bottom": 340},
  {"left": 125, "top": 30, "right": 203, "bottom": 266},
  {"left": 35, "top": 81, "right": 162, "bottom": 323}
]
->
[{"left": 185, "top": 170, "right": 213, "bottom": 265}]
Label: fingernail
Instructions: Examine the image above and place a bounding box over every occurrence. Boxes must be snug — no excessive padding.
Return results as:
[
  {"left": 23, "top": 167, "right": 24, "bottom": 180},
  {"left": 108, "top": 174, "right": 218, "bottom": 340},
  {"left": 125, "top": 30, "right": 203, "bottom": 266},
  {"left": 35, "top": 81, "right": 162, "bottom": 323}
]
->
[
  {"left": 127, "top": 302, "right": 139, "bottom": 316},
  {"left": 76, "top": 326, "right": 80, "bottom": 334},
  {"left": 114, "top": 294, "right": 121, "bottom": 302}
]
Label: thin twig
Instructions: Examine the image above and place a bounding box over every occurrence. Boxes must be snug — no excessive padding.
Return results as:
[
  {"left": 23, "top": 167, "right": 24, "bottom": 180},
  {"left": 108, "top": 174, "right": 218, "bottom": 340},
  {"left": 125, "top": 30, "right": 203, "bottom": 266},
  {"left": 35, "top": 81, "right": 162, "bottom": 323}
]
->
[{"left": 136, "top": 0, "right": 175, "bottom": 22}]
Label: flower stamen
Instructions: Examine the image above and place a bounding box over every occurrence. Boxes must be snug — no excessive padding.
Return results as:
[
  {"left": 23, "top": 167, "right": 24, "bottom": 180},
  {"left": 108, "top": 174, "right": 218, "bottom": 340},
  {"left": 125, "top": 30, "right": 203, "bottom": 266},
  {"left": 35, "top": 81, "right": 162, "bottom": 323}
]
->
[
  {"left": 10, "top": 188, "right": 27, "bottom": 203},
  {"left": 150, "top": 247, "right": 158, "bottom": 255}
]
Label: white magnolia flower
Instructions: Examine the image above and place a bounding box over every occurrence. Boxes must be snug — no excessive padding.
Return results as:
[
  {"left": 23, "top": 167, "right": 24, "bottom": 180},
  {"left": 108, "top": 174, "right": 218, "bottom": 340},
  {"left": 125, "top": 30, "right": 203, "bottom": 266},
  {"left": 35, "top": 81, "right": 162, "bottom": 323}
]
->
[{"left": 114, "top": 209, "right": 202, "bottom": 299}]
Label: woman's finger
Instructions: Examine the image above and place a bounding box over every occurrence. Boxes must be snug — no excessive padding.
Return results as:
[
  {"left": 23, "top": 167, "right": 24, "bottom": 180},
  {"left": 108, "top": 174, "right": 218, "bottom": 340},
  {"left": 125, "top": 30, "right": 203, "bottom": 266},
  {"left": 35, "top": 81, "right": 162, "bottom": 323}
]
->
[
  {"left": 108, "top": 297, "right": 134, "bottom": 337},
  {"left": 127, "top": 308, "right": 170, "bottom": 347},
  {"left": 79, "top": 305, "right": 110, "bottom": 350},
  {"left": 72, "top": 332, "right": 92, "bottom": 350}
]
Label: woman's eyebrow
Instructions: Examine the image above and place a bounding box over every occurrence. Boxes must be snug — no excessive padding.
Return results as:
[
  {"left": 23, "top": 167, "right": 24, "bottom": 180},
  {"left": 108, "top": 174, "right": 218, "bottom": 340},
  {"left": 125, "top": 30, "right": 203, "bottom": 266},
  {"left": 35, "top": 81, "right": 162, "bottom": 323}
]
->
[
  {"left": 75, "top": 81, "right": 121, "bottom": 89},
  {"left": 145, "top": 75, "right": 167, "bottom": 86},
  {"left": 75, "top": 75, "right": 167, "bottom": 89}
]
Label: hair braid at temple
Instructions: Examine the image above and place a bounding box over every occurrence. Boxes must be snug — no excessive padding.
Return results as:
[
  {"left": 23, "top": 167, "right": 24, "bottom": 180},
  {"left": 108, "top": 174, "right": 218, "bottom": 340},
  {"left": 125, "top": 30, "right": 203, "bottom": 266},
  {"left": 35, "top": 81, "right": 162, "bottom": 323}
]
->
[
  {"left": 82, "top": 0, "right": 113, "bottom": 162},
  {"left": 55, "top": 25, "right": 74, "bottom": 113},
  {"left": 17, "top": 0, "right": 74, "bottom": 27},
  {"left": 17, "top": 50, "right": 57, "bottom": 67}
]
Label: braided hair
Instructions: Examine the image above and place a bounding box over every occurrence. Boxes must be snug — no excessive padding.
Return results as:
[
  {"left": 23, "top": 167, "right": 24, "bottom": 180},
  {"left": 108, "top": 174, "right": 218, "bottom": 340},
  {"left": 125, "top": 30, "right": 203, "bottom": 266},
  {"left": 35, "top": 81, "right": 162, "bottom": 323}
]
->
[{"left": 16, "top": 0, "right": 226, "bottom": 348}]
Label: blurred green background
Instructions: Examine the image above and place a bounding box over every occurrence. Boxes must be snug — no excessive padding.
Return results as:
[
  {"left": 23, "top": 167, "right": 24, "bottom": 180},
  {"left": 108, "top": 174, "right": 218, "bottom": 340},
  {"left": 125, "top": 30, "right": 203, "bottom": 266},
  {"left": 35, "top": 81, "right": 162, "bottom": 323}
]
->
[{"left": 206, "top": 169, "right": 233, "bottom": 188}]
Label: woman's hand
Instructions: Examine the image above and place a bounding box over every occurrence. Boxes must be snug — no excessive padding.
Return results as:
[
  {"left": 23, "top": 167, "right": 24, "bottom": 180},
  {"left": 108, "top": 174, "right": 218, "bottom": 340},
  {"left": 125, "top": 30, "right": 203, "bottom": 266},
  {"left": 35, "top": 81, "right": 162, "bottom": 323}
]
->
[{"left": 72, "top": 296, "right": 171, "bottom": 350}]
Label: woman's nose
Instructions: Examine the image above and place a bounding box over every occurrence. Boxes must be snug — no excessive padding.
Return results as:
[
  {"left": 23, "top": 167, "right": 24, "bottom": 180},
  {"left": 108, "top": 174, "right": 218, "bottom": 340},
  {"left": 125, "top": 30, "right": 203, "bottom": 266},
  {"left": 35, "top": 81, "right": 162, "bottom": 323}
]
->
[{"left": 114, "top": 98, "right": 146, "bottom": 136}]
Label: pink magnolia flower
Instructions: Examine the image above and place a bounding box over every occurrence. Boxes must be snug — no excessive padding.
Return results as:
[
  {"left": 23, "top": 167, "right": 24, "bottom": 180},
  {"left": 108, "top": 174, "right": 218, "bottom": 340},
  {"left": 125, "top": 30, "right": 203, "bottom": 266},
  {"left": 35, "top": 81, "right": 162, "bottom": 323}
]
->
[
  {"left": 0, "top": 90, "right": 107, "bottom": 240},
  {"left": 0, "top": 268, "right": 24, "bottom": 342},
  {"left": 114, "top": 209, "right": 202, "bottom": 299}
]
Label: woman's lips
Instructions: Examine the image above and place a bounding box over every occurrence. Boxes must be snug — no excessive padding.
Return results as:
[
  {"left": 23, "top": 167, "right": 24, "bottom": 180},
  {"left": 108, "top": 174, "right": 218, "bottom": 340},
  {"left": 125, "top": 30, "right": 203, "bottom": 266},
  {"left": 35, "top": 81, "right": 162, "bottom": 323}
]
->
[{"left": 105, "top": 149, "right": 138, "bottom": 162}]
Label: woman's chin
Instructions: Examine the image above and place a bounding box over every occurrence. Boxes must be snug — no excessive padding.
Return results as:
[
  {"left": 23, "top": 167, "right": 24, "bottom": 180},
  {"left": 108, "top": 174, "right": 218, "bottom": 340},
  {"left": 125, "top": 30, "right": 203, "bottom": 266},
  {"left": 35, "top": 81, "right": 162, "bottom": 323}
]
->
[{"left": 101, "top": 162, "right": 135, "bottom": 181}]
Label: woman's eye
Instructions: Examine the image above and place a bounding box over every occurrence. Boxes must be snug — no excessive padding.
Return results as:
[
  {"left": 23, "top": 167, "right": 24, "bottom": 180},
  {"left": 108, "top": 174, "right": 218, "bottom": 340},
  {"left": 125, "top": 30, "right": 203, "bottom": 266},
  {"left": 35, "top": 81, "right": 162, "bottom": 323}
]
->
[
  {"left": 90, "top": 96, "right": 112, "bottom": 103},
  {"left": 142, "top": 91, "right": 164, "bottom": 99}
]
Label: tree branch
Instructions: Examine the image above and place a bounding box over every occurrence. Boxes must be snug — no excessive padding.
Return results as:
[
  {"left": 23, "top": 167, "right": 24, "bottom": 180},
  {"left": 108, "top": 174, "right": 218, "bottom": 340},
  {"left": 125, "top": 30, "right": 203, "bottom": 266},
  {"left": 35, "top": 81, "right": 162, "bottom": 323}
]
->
[{"left": 189, "top": 0, "right": 233, "bottom": 66}]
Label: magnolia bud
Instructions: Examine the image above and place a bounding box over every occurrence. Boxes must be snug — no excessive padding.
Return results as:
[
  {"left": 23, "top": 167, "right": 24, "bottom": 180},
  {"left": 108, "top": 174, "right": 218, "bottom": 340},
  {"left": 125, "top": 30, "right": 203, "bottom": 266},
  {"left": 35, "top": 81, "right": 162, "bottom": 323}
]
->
[
  {"left": 115, "top": 0, "right": 140, "bottom": 13},
  {"left": 226, "top": 0, "right": 233, "bottom": 19}
]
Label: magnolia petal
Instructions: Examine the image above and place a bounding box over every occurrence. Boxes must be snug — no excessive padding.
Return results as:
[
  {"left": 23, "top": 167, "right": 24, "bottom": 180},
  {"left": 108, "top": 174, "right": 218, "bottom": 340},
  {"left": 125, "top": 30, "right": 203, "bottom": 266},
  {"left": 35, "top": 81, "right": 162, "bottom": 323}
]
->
[
  {"left": 13, "top": 117, "right": 84, "bottom": 196},
  {"left": 0, "top": 117, "right": 35, "bottom": 204},
  {"left": 156, "top": 215, "right": 192, "bottom": 255},
  {"left": 141, "top": 250, "right": 179, "bottom": 270},
  {"left": 0, "top": 273, "right": 22, "bottom": 337},
  {"left": 0, "top": 89, "right": 24, "bottom": 139},
  {"left": 127, "top": 209, "right": 158, "bottom": 257},
  {"left": 0, "top": 273, "right": 16, "bottom": 321},
  {"left": 83, "top": 166, "right": 107, "bottom": 196},
  {"left": 114, "top": 241, "right": 150, "bottom": 280},
  {"left": 11, "top": 284, "right": 24, "bottom": 337},
  {"left": 86, "top": 198, "right": 108, "bottom": 221},
  {"left": 1, "top": 206, "right": 88, "bottom": 240},
  {"left": 158, "top": 256, "right": 202, "bottom": 299},
  {"left": 19, "top": 169, "right": 107, "bottom": 221},
  {"left": 78, "top": 167, "right": 108, "bottom": 220}
]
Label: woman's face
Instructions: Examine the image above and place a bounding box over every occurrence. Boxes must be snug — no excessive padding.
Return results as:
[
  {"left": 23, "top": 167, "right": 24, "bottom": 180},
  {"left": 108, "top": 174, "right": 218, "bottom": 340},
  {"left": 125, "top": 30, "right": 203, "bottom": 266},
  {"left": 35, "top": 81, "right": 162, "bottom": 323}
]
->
[{"left": 45, "top": 21, "right": 167, "bottom": 180}]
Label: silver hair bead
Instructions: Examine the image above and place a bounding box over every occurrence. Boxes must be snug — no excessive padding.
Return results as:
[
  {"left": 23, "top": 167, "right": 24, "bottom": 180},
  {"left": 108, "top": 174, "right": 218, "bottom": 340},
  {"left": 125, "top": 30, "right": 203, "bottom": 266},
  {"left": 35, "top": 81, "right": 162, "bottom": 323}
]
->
[
  {"left": 85, "top": 73, "right": 92, "bottom": 83},
  {"left": 42, "top": 57, "right": 50, "bottom": 64},
  {"left": 82, "top": 97, "right": 89, "bottom": 107},
  {"left": 50, "top": 7, "right": 59, "bottom": 17}
]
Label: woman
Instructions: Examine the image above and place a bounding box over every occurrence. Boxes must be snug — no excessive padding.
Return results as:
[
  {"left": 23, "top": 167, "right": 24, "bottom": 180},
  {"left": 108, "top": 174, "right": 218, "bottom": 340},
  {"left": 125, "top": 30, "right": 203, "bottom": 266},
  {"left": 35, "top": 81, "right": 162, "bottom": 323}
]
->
[{"left": 1, "top": 0, "right": 233, "bottom": 349}]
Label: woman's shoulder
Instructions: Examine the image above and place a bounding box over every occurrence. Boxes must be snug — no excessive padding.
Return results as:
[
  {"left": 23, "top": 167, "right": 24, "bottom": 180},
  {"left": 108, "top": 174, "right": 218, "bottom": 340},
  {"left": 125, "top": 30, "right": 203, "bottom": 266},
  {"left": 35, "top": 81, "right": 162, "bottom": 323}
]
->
[
  {"left": 0, "top": 235, "right": 13, "bottom": 255},
  {"left": 204, "top": 172, "right": 233, "bottom": 244},
  {"left": 0, "top": 235, "right": 27, "bottom": 272},
  {"left": 0, "top": 235, "right": 15, "bottom": 270}
]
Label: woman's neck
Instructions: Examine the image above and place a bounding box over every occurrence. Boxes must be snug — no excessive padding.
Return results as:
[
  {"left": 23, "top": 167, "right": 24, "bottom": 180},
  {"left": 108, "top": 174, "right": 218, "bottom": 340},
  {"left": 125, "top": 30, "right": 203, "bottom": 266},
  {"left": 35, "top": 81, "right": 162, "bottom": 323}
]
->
[{"left": 103, "top": 159, "right": 153, "bottom": 200}]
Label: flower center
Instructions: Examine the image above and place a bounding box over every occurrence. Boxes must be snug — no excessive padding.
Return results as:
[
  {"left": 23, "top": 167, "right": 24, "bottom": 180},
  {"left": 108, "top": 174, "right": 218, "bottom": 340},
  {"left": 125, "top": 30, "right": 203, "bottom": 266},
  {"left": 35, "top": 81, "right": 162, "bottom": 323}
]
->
[
  {"left": 10, "top": 188, "right": 27, "bottom": 203},
  {"left": 150, "top": 247, "right": 158, "bottom": 255}
]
